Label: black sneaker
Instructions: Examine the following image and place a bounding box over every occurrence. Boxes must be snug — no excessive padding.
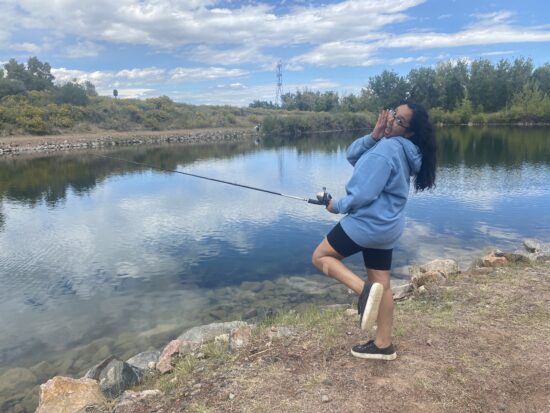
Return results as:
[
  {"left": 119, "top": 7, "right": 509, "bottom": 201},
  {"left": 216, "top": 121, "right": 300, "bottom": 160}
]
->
[
  {"left": 357, "top": 282, "right": 384, "bottom": 331},
  {"left": 351, "top": 341, "right": 397, "bottom": 360}
]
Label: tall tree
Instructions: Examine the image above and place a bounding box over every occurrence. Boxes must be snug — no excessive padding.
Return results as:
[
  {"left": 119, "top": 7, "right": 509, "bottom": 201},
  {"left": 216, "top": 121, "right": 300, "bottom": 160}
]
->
[
  {"left": 26, "top": 56, "right": 54, "bottom": 90},
  {"left": 435, "top": 60, "right": 468, "bottom": 110},
  {"left": 407, "top": 67, "right": 439, "bottom": 109},
  {"left": 361, "top": 70, "right": 409, "bottom": 111},
  {"left": 532, "top": 63, "right": 550, "bottom": 96},
  {"left": 468, "top": 59, "right": 497, "bottom": 112}
]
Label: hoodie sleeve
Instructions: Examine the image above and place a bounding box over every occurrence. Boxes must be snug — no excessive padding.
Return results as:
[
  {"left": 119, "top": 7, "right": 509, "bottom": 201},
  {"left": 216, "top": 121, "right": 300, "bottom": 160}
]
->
[
  {"left": 332, "top": 152, "right": 392, "bottom": 214},
  {"left": 345, "top": 134, "right": 378, "bottom": 166}
]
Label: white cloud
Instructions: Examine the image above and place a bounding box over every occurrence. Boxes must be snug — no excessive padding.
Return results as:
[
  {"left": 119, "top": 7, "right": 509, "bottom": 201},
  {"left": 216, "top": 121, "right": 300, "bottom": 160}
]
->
[
  {"left": 170, "top": 66, "right": 248, "bottom": 81},
  {"left": 116, "top": 67, "right": 166, "bottom": 80},
  {"left": 190, "top": 45, "right": 271, "bottom": 65},
  {"left": 65, "top": 40, "right": 103, "bottom": 58},
  {"left": 10, "top": 0, "right": 424, "bottom": 49},
  {"left": 215, "top": 83, "right": 247, "bottom": 90},
  {"left": 10, "top": 42, "right": 41, "bottom": 53}
]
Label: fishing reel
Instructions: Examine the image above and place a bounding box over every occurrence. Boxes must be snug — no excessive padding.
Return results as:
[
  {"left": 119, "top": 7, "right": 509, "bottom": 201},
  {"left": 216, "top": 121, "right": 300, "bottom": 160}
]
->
[{"left": 308, "top": 187, "right": 332, "bottom": 206}]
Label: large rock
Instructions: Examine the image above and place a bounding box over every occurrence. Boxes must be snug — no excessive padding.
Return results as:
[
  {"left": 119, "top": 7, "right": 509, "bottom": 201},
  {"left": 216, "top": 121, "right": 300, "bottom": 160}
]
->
[
  {"left": 0, "top": 368, "right": 37, "bottom": 400},
  {"left": 230, "top": 324, "right": 254, "bottom": 350},
  {"left": 411, "top": 271, "right": 446, "bottom": 288},
  {"left": 36, "top": 376, "right": 108, "bottom": 413},
  {"left": 156, "top": 339, "right": 199, "bottom": 374},
  {"left": 523, "top": 239, "right": 542, "bottom": 253},
  {"left": 177, "top": 321, "right": 249, "bottom": 343},
  {"left": 410, "top": 259, "right": 459, "bottom": 288},
  {"left": 126, "top": 350, "right": 160, "bottom": 370},
  {"left": 0, "top": 368, "right": 38, "bottom": 413},
  {"left": 85, "top": 356, "right": 141, "bottom": 398},
  {"left": 392, "top": 283, "right": 412, "bottom": 300},
  {"left": 113, "top": 389, "right": 162, "bottom": 413},
  {"left": 419, "top": 259, "right": 459, "bottom": 276}
]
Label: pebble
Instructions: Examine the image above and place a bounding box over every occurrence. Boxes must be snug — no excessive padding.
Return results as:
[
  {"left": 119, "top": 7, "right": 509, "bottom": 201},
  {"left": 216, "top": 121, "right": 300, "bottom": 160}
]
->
[
  {"left": 321, "top": 395, "right": 330, "bottom": 403},
  {"left": 229, "top": 393, "right": 235, "bottom": 400}
]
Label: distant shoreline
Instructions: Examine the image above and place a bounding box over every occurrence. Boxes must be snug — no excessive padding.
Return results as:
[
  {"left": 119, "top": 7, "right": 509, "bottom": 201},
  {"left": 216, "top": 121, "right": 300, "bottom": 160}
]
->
[{"left": 0, "top": 127, "right": 259, "bottom": 156}]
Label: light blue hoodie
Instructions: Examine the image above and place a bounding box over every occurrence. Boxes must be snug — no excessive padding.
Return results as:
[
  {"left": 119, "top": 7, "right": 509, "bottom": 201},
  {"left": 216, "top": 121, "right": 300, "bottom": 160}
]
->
[{"left": 332, "top": 134, "right": 422, "bottom": 249}]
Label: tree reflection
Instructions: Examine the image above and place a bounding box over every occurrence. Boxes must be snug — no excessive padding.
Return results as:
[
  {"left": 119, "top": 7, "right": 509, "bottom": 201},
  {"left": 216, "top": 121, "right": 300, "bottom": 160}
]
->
[{"left": 0, "top": 140, "right": 257, "bottom": 206}]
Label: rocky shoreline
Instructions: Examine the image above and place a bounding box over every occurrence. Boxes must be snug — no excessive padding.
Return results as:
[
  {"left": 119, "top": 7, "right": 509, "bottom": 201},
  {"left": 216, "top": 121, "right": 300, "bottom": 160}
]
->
[
  {"left": 0, "top": 128, "right": 258, "bottom": 156},
  {"left": 25, "top": 239, "right": 549, "bottom": 413}
]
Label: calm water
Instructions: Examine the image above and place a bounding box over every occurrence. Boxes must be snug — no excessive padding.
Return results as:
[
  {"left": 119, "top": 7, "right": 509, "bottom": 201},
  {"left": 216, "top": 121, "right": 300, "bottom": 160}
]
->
[{"left": 0, "top": 127, "right": 549, "bottom": 408}]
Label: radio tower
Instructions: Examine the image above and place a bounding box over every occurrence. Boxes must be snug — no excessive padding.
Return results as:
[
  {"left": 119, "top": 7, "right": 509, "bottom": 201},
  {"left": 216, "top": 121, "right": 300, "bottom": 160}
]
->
[{"left": 275, "top": 60, "right": 283, "bottom": 107}]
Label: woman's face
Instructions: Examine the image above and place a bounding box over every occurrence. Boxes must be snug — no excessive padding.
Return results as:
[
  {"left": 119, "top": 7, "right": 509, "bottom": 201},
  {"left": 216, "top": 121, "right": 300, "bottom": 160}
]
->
[{"left": 384, "top": 104, "right": 414, "bottom": 138}]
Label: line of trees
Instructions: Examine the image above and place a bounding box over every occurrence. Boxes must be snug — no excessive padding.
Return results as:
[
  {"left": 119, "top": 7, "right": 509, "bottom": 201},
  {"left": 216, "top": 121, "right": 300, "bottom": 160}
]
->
[
  {"left": 0, "top": 57, "right": 265, "bottom": 135},
  {"left": 251, "top": 58, "right": 550, "bottom": 124}
]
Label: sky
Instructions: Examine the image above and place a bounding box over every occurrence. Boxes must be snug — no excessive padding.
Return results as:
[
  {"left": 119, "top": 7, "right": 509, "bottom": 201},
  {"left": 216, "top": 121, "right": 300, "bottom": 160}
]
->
[{"left": 1, "top": 0, "right": 549, "bottom": 106}]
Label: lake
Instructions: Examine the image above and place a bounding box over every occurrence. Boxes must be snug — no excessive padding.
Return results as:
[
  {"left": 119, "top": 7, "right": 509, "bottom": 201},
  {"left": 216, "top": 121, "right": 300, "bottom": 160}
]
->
[{"left": 0, "top": 126, "right": 549, "bottom": 410}]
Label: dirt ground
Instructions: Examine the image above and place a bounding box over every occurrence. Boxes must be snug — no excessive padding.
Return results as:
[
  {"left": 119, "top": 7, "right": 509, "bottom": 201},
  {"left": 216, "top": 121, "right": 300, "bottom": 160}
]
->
[{"left": 126, "top": 262, "right": 549, "bottom": 413}]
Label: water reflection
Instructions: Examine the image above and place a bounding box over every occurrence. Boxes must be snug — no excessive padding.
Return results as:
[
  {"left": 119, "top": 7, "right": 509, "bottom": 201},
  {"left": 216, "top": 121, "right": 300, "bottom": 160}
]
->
[{"left": 0, "top": 127, "right": 549, "bottom": 412}]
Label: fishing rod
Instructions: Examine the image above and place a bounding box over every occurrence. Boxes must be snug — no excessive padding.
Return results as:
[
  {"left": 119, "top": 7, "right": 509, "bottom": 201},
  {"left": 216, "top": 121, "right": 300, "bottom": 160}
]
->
[{"left": 89, "top": 153, "right": 332, "bottom": 206}]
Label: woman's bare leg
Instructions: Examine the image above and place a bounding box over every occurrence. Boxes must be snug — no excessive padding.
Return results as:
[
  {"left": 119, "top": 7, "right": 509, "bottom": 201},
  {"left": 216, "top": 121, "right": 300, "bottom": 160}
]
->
[
  {"left": 312, "top": 237, "right": 364, "bottom": 294},
  {"left": 367, "top": 268, "right": 393, "bottom": 348},
  {"left": 312, "top": 238, "right": 394, "bottom": 347}
]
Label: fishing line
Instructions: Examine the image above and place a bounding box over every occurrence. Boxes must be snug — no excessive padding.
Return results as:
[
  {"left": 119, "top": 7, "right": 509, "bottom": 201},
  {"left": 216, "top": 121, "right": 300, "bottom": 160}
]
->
[{"left": 88, "top": 153, "right": 332, "bottom": 206}]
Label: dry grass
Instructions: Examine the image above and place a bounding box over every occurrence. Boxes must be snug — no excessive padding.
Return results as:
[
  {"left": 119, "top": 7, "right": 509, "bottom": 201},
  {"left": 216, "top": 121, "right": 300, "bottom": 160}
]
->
[{"left": 130, "top": 262, "right": 550, "bottom": 413}]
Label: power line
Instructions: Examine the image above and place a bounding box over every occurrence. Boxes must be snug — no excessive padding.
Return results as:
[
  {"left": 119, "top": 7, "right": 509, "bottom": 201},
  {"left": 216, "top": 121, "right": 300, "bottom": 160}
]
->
[{"left": 276, "top": 60, "right": 283, "bottom": 107}]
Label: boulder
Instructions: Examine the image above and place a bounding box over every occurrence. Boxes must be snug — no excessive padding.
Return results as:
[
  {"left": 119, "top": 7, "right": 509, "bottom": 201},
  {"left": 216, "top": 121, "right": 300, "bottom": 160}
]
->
[
  {"left": 392, "top": 283, "right": 412, "bottom": 300},
  {"left": 230, "top": 324, "right": 254, "bottom": 350},
  {"left": 85, "top": 357, "right": 141, "bottom": 399},
  {"left": 412, "top": 271, "right": 446, "bottom": 288},
  {"left": 177, "top": 321, "right": 249, "bottom": 343},
  {"left": 0, "top": 368, "right": 37, "bottom": 400},
  {"left": 418, "top": 259, "right": 459, "bottom": 277},
  {"left": 481, "top": 252, "right": 508, "bottom": 267},
  {"left": 126, "top": 350, "right": 160, "bottom": 370},
  {"left": 156, "top": 339, "right": 199, "bottom": 374},
  {"left": 113, "top": 389, "right": 162, "bottom": 413},
  {"left": 523, "top": 239, "right": 541, "bottom": 253},
  {"left": 36, "top": 376, "right": 108, "bottom": 413}
]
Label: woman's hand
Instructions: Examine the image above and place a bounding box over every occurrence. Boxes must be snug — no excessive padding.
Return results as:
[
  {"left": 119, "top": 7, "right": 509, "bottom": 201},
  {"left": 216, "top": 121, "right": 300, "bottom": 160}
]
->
[
  {"left": 326, "top": 199, "right": 337, "bottom": 214},
  {"left": 371, "top": 109, "right": 389, "bottom": 140}
]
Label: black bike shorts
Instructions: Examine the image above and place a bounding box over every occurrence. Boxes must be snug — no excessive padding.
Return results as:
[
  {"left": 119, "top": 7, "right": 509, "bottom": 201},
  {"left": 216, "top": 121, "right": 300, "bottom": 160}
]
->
[{"left": 326, "top": 223, "right": 393, "bottom": 271}]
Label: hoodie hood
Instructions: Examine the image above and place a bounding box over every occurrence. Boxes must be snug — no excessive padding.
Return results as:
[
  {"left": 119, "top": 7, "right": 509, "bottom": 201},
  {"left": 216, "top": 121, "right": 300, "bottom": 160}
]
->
[{"left": 393, "top": 136, "right": 422, "bottom": 175}]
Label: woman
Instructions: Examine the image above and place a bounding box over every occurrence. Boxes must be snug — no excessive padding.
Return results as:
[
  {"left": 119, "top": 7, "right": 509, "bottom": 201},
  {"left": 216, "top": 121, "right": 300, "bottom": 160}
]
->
[{"left": 312, "top": 101, "right": 436, "bottom": 360}]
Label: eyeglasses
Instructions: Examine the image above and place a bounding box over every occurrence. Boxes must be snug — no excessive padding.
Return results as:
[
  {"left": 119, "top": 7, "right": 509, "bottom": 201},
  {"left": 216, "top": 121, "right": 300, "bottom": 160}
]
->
[{"left": 389, "top": 108, "right": 410, "bottom": 129}]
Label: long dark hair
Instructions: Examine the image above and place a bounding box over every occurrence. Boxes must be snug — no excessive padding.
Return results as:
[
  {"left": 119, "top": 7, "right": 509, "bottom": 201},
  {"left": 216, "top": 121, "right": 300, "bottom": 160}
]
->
[{"left": 404, "top": 101, "right": 437, "bottom": 191}]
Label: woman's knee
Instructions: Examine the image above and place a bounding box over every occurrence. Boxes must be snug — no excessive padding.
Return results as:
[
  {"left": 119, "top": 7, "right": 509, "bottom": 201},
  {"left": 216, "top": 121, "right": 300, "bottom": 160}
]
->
[{"left": 368, "top": 269, "right": 391, "bottom": 289}]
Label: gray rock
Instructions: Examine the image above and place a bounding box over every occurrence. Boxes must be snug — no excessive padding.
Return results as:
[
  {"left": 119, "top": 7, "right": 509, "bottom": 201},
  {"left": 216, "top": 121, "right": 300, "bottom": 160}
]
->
[
  {"left": 0, "top": 368, "right": 38, "bottom": 399},
  {"left": 229, "top": 324, "right": 254, "bottom": 351},
  {"left": 418, "top": 259, "right": 459, "bottom": 277},
  {"left": 523, "top": 239, "right": 542, "bottom": 252},
  {"left": 85, "top": 357, "right": 141, "bottom": 399},
  {"left": 126, "top": 351, "right": 160, "bottom": 370},
  {"left": 177, "top": 321, "right": 248, "bottom": 343},
  {"left": 392, "top": 283, "right": 412, "bottom": 300}
]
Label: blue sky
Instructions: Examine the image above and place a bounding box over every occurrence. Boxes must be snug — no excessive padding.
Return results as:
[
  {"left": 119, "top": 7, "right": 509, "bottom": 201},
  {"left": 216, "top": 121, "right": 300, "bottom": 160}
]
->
[{"left": 1, "top": 0, "right": 549, "bottom": 106}]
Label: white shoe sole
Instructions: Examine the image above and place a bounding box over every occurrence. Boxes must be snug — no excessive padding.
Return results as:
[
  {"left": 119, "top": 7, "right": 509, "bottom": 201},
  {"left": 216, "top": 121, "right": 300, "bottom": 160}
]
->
[
  {"left": 350, "top": 349, "right": 397, "bottom": 360},
  {"left": 360, "top": 282, "right": 383, "bottom": 331}
]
